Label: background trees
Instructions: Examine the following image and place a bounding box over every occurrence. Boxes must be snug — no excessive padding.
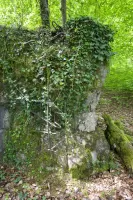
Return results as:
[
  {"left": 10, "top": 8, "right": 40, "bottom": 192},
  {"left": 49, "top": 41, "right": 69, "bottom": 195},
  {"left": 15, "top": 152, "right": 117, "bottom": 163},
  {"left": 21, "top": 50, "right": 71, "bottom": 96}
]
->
[
  {"left": 39, "top": 0, "right": 67, "bottom": 28},
  {"left": 61, "top": 0, "right": 67, "bottom": 27},
  {"left": 39, "top": 0, "right": 50, "bottom": 28}
]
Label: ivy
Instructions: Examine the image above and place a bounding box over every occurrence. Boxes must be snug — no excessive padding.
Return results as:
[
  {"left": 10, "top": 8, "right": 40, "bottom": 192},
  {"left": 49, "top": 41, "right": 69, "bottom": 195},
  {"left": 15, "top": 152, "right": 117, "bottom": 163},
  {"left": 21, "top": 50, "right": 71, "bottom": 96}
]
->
[
  {"left": 0, "top": 16, "right": 113, "bottom": 121},
  {"left": 0, "top": 16, "right": 114, "bottom": 172}
]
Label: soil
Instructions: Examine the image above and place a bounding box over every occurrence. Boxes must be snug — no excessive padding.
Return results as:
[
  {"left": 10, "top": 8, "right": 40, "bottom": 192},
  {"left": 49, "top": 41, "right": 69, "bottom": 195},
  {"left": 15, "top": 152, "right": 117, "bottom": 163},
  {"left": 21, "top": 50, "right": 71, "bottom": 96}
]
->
[{"left": 97, "top": 91, "right": 133, "bottom": 133}]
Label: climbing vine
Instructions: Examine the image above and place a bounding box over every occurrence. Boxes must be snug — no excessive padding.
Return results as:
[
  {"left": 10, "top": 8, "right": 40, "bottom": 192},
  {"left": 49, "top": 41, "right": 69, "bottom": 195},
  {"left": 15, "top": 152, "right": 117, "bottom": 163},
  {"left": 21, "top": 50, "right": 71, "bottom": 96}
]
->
[
  {"left": 0, "top": 17, "right": 113, "bottom": 116},
  {"left": 0, "top": 17, "right": 113, "bottom": 172}
]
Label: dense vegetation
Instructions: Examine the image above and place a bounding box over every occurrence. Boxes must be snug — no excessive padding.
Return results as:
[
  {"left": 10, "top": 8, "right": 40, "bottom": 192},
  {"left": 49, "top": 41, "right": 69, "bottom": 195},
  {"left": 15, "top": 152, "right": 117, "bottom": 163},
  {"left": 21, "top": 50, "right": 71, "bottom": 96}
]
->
[
  {"left": 0, "top": 0, "right": 133, "bottom": 91},
  {"left": 0, "top": 16, "right": 113, "bottom": 177},
  {"left": 0, "top": 0, "right": 132, "bottom": 180},
  {"left": 0, "top": 2, "right": 133, "bottom": 200}
]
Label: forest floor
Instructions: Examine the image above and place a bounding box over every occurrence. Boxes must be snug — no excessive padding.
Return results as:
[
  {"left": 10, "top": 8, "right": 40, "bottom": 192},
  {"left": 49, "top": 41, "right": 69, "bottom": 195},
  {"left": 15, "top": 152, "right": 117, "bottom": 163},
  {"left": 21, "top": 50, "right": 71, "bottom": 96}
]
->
[
  {"left": 0, "top": 90, "right": 133, "bottom": 200},
  {"left": 97, "top": 90, "right": 133, "bottom": 133}
]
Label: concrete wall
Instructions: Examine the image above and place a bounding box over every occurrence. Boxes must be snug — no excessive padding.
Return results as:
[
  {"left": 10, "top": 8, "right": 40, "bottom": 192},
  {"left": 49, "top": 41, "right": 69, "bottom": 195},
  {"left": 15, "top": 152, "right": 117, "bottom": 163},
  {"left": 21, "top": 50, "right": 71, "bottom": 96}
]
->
[{"left": 0, "top": 101, "right": 9, "bottom": 161}]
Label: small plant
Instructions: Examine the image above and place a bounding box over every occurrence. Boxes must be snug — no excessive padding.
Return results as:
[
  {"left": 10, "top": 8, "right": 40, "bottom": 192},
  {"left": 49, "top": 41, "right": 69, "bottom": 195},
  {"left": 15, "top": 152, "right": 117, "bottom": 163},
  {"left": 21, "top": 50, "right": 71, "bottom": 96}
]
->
[
  {"left": 18, "top": 192, "right": 28, "bottom": 200},
  {"left": 100, "top": 189, "right": 116, "bottom": 199},
  {"left": 13, "top": 176, "right": 22, "bottom": 183},
  {"left": 0, "top": 170, "right": 6, "bottom": 181}
]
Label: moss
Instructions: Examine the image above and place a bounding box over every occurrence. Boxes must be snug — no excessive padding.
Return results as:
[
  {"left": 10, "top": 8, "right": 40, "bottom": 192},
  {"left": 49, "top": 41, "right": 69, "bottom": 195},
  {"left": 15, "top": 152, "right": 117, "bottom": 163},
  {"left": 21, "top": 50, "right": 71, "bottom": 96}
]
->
[
  {"left": 115, "top": 120, "right": 133, "bottom": 142},
  {"left": 93, "top": 152, "right": 119, "bottom": 173},
  {"left": 85, "top": 128, "right": 104, "bottom": 150},
  {"left": 114, "top": 120, "right": 124, "bottom": 130},
  {"left": 4, "top": 110, "right": 58, "bottom": 179},
  {"left": 103, "top": 114, "right": 133, "bottom": 172},
  {"left": 28, "top": 150, "right": 58, "bottom": 180},
  {"left": 70, "top": 149, "right": 93, "bottom": 179},
  {"left": 125, "top": 134, "right": 133, "bottom": 143},
  {"left": 93, "top": 160, "right": 109, "bottom": 173}
]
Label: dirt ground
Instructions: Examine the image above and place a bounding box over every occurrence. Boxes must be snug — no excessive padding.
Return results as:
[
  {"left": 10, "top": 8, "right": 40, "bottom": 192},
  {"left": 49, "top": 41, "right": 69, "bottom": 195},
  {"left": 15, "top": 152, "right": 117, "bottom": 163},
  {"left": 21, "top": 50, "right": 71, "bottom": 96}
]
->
[{"left": 97, "top": 91, "right": 133, "bottom": 133}]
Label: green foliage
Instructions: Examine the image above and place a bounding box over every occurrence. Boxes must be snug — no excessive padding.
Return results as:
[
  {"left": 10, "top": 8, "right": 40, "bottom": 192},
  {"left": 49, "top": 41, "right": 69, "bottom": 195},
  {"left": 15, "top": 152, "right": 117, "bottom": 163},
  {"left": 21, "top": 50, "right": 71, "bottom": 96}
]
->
[
  {"left": 0, "top": 0, "right": 41, "bottom": 28},
  {"left": 0, "top": 170, "right": 6, "bottom": 181},
  {"left": 0, "top": 17, "right": 113, "bottom": 116},
  {"left": 0, "top": 0, "right": 132, "bottom": 91},
  {"left": 66, "top": 0, "right": 133, "bottom": 91},
  {"left": 104, "top": 65, "right": 133, "bottom": 91},
  {"left": 0, "top": 17, "right": 113, "bottom": 176},
  {"left": 18, "top": 192, "right": 28, "bottom": 200},
  {"left": 66, "top": 17, "right": 113, "bottom": 61}
]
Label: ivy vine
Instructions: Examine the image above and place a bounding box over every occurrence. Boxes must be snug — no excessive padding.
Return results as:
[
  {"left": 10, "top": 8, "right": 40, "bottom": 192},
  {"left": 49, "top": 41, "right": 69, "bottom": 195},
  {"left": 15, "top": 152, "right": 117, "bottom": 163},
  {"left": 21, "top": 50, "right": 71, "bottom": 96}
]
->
[
  {"left": 0, "top": 17, "right": 114, "bottom": 122},
  {"left": 0, "top": 17, "right": 114, "bottom": 171}
]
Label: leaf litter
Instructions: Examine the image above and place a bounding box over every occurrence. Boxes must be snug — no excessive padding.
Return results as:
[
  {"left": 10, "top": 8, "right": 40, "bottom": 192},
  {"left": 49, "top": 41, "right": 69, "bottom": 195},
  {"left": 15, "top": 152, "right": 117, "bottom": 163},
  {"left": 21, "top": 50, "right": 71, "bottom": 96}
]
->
[{"left": 0, "top": 164, "right": 133, "bottom": 199}]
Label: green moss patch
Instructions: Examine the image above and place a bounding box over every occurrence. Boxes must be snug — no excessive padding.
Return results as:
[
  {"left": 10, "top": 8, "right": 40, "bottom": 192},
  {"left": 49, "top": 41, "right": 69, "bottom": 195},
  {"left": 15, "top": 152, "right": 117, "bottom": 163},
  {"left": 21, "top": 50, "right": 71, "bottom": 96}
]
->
[
  {"left": 70, "top": 149, "right": 93, "bottom": 179},
  {"left": 104, "top": 114, "right": 133, "bottom": 173}
]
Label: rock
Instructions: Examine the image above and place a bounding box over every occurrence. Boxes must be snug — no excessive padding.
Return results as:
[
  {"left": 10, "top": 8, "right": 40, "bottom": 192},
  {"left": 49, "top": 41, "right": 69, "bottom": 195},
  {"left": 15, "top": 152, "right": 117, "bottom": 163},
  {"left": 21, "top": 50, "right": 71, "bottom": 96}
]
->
[
  {"left": 59, "top": 119, "right": 111, "bottom": 178},
  {"left": 91, "top": 151, "right": 97, "bottom": 163},
  {"left": 86, "top": 90, "right": 101, "bottom": 112},
  {"left": 78, "top": 112, "right": 97, "bottom": 132},
  {"left": 18, "top": 180, "right": 23, "bottom": 185},
  {"left": 46, "top": 191, "right": 51, "bottom": 197},
  {"left": 73, "top": 187, "right": 80, "bottom": 193},
  {"left": 5, "top": 182, "right": 14, "bottom": 190}
]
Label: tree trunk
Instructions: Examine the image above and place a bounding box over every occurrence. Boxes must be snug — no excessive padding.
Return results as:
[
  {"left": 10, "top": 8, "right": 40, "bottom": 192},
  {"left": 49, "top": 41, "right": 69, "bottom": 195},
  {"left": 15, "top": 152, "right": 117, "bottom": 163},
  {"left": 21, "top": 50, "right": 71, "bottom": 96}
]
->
[
  {"left": 39, "top": 0, "right": 50, "bottom": 28},
  {"left": 61, "top": 0, "right": 67, "bottom": 28}
]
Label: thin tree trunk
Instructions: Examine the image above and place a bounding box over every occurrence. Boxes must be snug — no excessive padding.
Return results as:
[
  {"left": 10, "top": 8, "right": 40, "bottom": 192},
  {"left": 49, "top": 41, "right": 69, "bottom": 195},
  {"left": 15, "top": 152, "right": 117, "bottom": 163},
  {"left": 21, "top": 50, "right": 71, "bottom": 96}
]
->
[
  {"left": 39, "top": 0, "right": 50, "bottom": 28},
  {"left": 61, "top": 0, "right": 67, "bottom": 28}
]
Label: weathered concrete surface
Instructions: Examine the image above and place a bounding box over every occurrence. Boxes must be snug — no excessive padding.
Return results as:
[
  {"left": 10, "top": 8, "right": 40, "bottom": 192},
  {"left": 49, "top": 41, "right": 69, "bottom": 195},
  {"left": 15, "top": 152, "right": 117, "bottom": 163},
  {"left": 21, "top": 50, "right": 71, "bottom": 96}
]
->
[
  {"left": 77, "top": 65, "right": 108, "bottom": 133},
  {"left": 64, "top": 65, "right": 110, "bottom": 172},
  {"left": 78, "top": 112, "right": 97, "bottom": 132},
  {"left": 0, "top": 95, "right": 9, "bottom": 161}
]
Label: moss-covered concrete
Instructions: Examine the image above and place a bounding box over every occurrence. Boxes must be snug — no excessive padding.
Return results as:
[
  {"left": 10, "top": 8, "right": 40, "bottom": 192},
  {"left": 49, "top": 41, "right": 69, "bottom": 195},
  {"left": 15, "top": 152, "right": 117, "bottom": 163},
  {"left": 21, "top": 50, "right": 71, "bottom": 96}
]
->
[
  {"left": 103, "top": 114, "right": 133, "bottom": 172},
  {"left": 70, "top": 149, "right": 93, "bottom": 179}
]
